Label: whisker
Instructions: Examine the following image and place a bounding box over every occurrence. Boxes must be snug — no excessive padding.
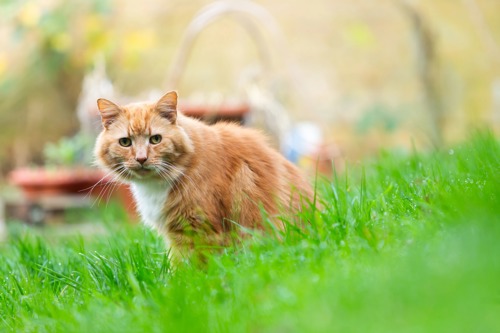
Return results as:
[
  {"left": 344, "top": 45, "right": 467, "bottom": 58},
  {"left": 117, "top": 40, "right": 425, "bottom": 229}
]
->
[
  {"left": 91, "top": 164, "right": 128, "bottom": 208},
  {"left": 155, "top": 164, "right": 184, "bottom": 194},
  {"left": 155, "top": 161, "right": 195, "bottom": 195},
  {"left": 81, "top": 166, "right": 119, "bottom": 199}
]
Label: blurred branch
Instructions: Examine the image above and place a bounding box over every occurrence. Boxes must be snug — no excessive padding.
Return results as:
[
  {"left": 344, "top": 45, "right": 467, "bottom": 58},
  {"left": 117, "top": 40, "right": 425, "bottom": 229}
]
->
[
  {"left": 462, "top": 0, "right": 500, "bottom": 66},
  {"left": 398, "top": 0, "right": 443, "bottom": 147}
]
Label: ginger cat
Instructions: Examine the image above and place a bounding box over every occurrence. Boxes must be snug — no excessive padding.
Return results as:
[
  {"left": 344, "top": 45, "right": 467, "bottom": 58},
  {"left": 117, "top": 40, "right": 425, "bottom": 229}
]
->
[{"left": 94, "top": 91, "right": 313, "bottom": 260}]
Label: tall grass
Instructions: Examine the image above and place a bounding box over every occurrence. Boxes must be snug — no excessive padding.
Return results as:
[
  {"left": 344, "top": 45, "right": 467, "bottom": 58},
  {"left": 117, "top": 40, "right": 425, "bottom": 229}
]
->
[{"left": 1, "top": 132, "right": 499, "bottom": 332}]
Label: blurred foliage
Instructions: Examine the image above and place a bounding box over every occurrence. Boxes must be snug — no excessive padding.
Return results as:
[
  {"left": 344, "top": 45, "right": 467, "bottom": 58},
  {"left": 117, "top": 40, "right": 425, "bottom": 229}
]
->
[
  {"left": 356, "top": 104, "right": 400, "bottom": 134},
  {"left": 43, "top": 133, "right": 94, "bottom": 167},
  {"left": 0, "top": 0, "right": 112, "bottom": 169},
  {"left": 0, "top": 0, "right": 499, "bottom": 172}
]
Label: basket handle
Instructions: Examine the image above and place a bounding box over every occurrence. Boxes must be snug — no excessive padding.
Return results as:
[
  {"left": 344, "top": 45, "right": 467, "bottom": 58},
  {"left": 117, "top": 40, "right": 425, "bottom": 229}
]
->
[{"left": 164, "top": 0, "right": 288, "bottom": 89}]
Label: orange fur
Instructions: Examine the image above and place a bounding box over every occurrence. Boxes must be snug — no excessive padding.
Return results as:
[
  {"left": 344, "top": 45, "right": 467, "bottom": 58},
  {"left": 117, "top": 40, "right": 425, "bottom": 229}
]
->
[{"left": 95, "top": 91, "right": 313, "bottom": 260}]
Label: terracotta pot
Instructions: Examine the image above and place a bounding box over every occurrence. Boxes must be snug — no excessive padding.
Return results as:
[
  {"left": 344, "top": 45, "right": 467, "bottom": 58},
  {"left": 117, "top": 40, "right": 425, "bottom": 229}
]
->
[
  {"left": 9, "top": 167, "right": 138, "bottom": 221},
  {"left": 180, "top": 101, "right": 250, "bottom": 124},
  {"left": 9, "top": 167, "right": 106, "bottom": 199}
]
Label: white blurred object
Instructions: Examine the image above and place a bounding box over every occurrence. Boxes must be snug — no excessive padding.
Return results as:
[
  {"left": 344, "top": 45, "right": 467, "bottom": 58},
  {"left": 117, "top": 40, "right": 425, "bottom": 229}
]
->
[
  {"left": 283, "top": 123, "right": 341, "bottom": 176},
  {"left": 283, "top": 122, "right": 323, "bottom": 164},
  {"left": 77, "top": 55, "right": 115, "bottom": 137},
  {"left": 241, "top": 67, "right": 291, "bottom": 149}
]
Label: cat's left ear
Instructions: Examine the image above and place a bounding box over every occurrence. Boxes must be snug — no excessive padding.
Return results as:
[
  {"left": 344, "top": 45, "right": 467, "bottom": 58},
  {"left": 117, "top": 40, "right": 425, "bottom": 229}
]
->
[{"left": 156, "top": 91, "right": 178, "bottom": 124}]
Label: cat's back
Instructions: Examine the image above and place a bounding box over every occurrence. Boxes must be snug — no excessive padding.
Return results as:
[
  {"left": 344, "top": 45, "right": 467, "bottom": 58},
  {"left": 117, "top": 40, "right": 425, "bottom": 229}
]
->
[
  {"left": 213, "top": 122, "right": 275, "bottom": 156},
  {"left": 179, "top": 116, "right": 313, "bottom": 212},
  {"left": 226, "top": 122, "right": 313, "bottom": 218},
  {"left": 212, "top": 121, "right": 312, "bottom": 196}
]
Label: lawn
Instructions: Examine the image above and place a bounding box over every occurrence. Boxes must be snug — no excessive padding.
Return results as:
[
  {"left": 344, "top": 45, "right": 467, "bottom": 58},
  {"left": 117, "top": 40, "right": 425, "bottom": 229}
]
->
[{"left": 1, "top": 132, "right": 499, "bottom": 333}]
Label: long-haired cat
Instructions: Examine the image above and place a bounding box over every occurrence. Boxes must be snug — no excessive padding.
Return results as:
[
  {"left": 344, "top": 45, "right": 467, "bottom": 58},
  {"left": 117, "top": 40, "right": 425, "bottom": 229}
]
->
[{"left": 94, "top": 91, "right": 313, "bottom": 261}]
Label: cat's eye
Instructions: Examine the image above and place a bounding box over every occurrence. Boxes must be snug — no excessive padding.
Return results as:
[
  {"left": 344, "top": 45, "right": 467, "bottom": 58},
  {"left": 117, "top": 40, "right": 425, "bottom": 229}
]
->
[
  {"left": 118, "top": 137, "right": 132, "bottom": 147},
  {"left": 149, "top": 134, "right": 162, "bottom": 144}
]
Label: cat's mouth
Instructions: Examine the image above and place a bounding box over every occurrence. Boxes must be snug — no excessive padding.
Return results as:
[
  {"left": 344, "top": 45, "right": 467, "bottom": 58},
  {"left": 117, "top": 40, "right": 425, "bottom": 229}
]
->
[
  {"left": 128, "top": 165, "right": 157, "bottom": 179},
  {"left": 134, "top": 168, "right": 152, "bottom": 176}
]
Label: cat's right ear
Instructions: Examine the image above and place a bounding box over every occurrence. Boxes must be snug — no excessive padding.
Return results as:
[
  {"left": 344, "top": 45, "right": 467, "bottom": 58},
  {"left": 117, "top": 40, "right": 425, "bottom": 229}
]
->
[{"left": 97, "top": 98, "right": 121, "bottom": 129}]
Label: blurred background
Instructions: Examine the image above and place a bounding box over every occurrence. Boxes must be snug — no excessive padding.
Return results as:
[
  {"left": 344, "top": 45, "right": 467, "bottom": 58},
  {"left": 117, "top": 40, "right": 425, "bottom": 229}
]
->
[
  {"left": 0, "top": 0, "right": 500, "bottom": 169},
  {"left": 0, "top": 0, "right": 499, "bottom": 175}
]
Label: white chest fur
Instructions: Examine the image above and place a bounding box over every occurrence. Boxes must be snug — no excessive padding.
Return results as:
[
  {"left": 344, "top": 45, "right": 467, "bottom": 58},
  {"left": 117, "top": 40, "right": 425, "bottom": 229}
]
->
[{"left": 130, "top": 181, "right": 171, "bottom": 229}]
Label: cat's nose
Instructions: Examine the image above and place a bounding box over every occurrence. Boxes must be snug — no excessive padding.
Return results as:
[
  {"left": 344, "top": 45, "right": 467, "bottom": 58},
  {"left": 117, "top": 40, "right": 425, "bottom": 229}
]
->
[{"left": 136, "top": 156, "right": 148, "bottom": 165}]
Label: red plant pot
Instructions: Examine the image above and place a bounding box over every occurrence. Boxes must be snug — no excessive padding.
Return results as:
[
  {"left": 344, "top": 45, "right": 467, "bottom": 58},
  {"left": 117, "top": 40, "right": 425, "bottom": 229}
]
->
[
  {"left": 9, "top": 167, "right": 106, "bottom": 199},
  {"left": 180, "top": 101, "right": 250, "bottom": 124},
  {"left": 9, "top": 167, "right": 138, "bottom": 221}
]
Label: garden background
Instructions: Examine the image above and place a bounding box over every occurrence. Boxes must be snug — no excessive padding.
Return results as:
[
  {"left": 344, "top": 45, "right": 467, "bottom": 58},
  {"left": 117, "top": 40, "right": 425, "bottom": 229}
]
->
[{"left": 1, "top": 0, "right": 499, "bottom": 171}]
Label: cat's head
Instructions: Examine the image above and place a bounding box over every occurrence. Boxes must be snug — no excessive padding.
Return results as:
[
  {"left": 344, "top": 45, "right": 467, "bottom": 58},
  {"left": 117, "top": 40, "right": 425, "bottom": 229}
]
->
[{"left": 94, "top": 91, "right": 194, "bottom": 183}]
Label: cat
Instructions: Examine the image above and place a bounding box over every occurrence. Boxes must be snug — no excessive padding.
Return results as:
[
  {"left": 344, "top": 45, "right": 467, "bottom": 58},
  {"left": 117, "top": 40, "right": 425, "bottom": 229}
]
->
[{"left": 94, "top": 91, "right": 314, "bottom": 261}]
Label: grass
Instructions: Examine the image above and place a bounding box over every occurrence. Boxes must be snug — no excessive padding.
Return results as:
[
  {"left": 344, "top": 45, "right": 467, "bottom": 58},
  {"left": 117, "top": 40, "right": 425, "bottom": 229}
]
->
[{"left": 1, "top": 131, "right": 499, "bottom": 333}]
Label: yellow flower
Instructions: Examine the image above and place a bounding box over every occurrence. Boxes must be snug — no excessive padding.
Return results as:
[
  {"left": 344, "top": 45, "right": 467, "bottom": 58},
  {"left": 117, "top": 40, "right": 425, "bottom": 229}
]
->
[
  {"left": 84, "top": 14, "right": 103, "bottom": 32},
  {"left": 18, "top": 2, "right": 41, "bottom": 28},
  {"left": 0, "top": 53, "right": 7, "bottom": 76},
  {"left": 50, "top": 33, "right": 72, "bottom": 52},
  {"left": 125, "top": 30, "right": 156, "bottom": 51},
  {"left": 344, "top": 23, "right": 375, "bottom": 49},
  {"left": 122, "top": 29, "right": 156, "bottom": 68}
]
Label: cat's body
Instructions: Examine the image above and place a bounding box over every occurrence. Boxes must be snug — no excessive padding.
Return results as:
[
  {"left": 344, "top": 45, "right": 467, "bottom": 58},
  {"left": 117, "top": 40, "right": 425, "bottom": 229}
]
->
[{"left": 95, "top": 91, "right": 313, "bottom": 260}]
